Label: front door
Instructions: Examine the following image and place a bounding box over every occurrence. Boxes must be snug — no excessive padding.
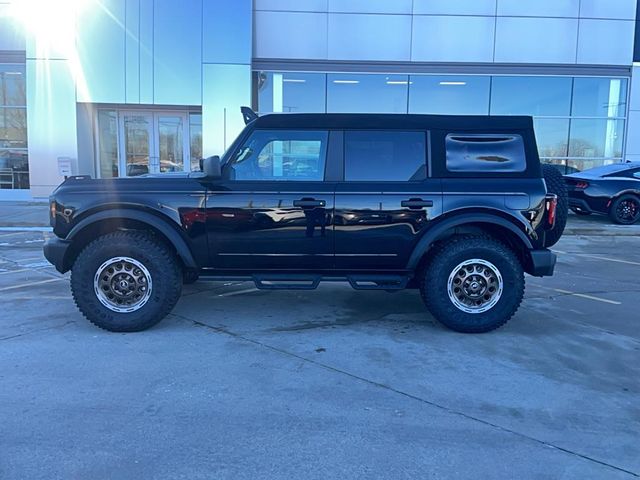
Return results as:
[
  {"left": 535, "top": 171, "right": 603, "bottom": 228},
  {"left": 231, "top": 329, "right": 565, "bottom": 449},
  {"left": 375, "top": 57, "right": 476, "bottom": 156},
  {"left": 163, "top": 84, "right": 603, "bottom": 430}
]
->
[
  {"left": 119, "top": 111, "right": 190, "bottom": 176},
  {"left": 204, "top": 128, "right": 335, "bottom": 270}
]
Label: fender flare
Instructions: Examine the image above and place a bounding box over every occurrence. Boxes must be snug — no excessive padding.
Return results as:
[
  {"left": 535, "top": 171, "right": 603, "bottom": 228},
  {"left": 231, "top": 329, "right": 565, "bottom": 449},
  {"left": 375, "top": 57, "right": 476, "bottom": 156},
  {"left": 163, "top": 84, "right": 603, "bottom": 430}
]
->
[
  {"left": 406, "top": 213, "right": 534, "bottom": 269},
  {"left": 67, "top": 208, "right": 197, "bottom": 269}
]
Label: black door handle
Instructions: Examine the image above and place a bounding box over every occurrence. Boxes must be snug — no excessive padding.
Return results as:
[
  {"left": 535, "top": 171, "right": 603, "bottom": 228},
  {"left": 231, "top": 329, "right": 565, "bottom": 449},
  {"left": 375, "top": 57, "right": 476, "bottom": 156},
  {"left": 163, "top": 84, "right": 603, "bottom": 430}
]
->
[
  {"left": 293, "top": 198, "right": 326, "bottom": 209},
  {"left": 401, "top": 198, "right": 433, "bottom": 209}
]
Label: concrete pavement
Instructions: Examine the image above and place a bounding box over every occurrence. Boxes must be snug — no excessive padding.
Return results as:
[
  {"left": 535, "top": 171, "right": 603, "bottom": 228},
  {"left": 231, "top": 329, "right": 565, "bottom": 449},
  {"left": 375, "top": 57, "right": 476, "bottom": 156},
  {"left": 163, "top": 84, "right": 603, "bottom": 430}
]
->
[{"left": 0, "top": 230, "right": 639, "bottom": 479}]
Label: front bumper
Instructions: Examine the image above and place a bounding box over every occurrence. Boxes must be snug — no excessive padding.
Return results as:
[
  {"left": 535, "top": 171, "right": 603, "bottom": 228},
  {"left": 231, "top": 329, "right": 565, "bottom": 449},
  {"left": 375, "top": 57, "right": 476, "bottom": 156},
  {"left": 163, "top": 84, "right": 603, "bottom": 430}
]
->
[
  {"left": 43, "top": 238, "right": 72, "bottom": 273},
  {"left": 527, "top": 249, "right": 557, "bottom": 277}
]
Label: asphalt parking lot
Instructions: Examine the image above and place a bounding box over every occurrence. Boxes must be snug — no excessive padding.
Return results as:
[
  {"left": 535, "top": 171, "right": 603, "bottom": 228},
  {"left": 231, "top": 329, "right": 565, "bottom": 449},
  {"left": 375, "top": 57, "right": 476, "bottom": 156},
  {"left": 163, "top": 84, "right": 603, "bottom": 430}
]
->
[{"left": 1, "top": 229, "right": 639, "bottom": 479}]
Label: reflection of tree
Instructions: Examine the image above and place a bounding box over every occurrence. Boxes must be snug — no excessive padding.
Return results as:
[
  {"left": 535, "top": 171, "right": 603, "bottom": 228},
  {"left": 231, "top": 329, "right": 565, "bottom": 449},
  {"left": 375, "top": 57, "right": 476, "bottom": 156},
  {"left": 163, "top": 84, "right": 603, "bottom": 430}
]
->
[
  {"left": 1, "top": 70, "right": 27, "bottom": 150},
  {"left": 539, "top": 142, "right": 568, "bottom": 158},
  {"left": 568, "top": 138, "right": 597, "bottom": 157}
]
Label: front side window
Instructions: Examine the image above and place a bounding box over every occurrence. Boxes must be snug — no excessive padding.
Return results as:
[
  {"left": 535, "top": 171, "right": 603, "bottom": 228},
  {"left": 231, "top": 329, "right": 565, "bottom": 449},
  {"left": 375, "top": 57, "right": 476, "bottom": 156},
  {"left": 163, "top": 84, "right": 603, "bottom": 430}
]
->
[
  {"left": 344, "top": 131, "right": 426, "bottom": 181},
  {"left": 445, "top": 134, "right": 526, "bottom": 173},
  {"left": 229, "top": 130, "right": 328, "bottom": 181}
]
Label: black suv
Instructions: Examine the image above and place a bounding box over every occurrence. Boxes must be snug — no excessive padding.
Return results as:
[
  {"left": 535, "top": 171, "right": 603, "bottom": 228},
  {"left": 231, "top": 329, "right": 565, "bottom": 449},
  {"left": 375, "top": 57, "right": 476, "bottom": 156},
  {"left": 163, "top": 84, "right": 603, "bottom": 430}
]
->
[{"left": 44, "top": 109, "right": 564, "bottom": 333}]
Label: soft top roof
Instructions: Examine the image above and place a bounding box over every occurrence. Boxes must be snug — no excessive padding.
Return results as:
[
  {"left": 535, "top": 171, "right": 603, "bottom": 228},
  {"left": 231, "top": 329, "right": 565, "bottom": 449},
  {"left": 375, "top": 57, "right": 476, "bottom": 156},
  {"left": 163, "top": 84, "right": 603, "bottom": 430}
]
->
[{"left": 252, "top": 113, "right": 534, "bottom": 131}]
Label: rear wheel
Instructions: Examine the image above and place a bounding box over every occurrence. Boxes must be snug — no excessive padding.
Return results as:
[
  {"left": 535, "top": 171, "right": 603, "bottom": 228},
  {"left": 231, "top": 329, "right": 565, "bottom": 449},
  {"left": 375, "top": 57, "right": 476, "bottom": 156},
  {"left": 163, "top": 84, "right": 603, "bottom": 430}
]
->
[
  {"left": 71, "top": 231, "right": 182, "bottom": 332},
  {"left": 540, "top": 164, "right": 568, "bottom": 247},
  {"left": 420, "top": 236, "right": 524, "bottom": 333},
  {"left": 609, "top": 194, "right": 640, "bottom": 225}
]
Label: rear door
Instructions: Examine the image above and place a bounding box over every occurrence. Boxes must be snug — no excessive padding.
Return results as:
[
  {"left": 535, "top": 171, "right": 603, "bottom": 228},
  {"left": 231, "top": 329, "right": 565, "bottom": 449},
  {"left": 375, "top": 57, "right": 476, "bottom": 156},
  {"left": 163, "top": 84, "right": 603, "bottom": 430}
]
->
[
  {"left": 334, "top": 130, "right": 442, "bottom": 271},
  {"left": 204, "top": 129, "right": 335, "bottom": 270}
]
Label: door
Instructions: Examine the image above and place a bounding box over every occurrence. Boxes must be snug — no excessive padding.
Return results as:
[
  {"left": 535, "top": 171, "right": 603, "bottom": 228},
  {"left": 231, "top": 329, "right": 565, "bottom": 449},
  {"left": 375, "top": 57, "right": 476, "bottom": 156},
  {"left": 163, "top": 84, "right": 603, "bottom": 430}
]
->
[
  {"left": 334, "top": 130, "right": 442, "bottom": 270},
  {"left": 119, "top": 111, "right": 190, "bottom": 176},
  {"left": 204, "top": 128, "right": 335, "bottom": 270}
]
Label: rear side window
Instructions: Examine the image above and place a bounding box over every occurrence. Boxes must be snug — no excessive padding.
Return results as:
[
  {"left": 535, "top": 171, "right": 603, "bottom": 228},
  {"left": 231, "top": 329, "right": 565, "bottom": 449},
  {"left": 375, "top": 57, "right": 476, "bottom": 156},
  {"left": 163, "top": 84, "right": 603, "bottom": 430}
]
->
[
  {"left": 445, "top": 134, "right": 526, "bottom": 173},
  {"left": 344, "top": 131, "right": 426, "bottom": 181}
]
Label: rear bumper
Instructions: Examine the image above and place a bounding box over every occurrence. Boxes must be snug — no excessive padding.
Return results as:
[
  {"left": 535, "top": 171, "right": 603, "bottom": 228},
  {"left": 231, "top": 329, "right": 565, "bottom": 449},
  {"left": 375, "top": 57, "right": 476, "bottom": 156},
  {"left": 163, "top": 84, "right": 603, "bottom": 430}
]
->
[
  {"left": 568, "top": 198, "right": 593, "bottom": 213},
  {"left": 527, "top": 249, "right": 556, "bottom": 277},
  {"left": 43, "top": 238, "right": 71, "bottom": 273}
]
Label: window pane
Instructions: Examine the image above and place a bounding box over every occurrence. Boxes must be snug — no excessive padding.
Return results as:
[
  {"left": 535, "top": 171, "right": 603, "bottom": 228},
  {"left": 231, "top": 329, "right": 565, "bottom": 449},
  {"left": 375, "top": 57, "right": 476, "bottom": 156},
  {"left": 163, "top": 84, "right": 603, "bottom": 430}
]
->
[
  {"left": 490, "top": 76, "right": 572, "bottom": 116},
  {"left": 445, "top": 134, "right": 526, "bottom": 172},
  {"left": 0, "top": 108, "right": 27, "bottom": 148},
  {"left": 230, "top": 130, "right": 327, "bottom": 181},
  {"left": 0, "top": 66, "right": 26, "bottom": 106},
  {"left": 569, "top": 119, "right": 624, "bottom": 158},
  {"left": 571, "top": 77, "right": 627, "bottom": 117},
  {"left": 97, "top": 110, "right": 119, "bottom": 178},
  {"left": 0, "top": 149, "right": 29, "bottom": 189},
  {"left": 257, "top": 72, "right": 326, "bottom": 113},
  {"left": 327, "top": 74, "right": 408, "bottom": 113},
  {"left": 409, "top": 75, "right": 490, "bottom": 115},
  {"left": 567, "top": 158, "right": 618, "bottom": 172},
  {"left": 534, "top": 118, "right": 569, "bottom": 157},
  {"left": 189, "top": 113, "right": 202, "bottom": 171},
  {"left": 344, "top": 131, "right": 426, "bottom": 181},
  {"left": 158, "top": 116, "right": 184, "bottom": 173}
]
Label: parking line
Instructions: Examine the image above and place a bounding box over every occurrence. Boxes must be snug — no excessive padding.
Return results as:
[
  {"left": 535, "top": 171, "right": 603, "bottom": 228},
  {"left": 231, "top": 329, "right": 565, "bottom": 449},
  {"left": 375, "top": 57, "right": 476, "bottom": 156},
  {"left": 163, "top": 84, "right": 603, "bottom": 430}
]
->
[
  {"left": 217, "top": 288, "right": 259, "bottom": 297},
  {"left": 552, "top": 288, "right": 621, "bottom": 305},
  {"left": 0, "top": 226, "right": 52, "bottom": 232},
  {"left": 0, "top": 278, "right": 63, "bottom": 292},
  {"left": 575, "top": 254, "right": 640, "bottom": 267},
  {"left": 0, "top": 268, "right": 32, "bottom": 276}
]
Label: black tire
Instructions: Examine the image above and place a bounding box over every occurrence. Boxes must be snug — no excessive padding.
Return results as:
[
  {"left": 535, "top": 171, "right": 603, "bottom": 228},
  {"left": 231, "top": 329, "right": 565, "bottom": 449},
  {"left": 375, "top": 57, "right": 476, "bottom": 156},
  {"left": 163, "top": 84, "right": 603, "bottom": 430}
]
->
[
  {"left": 609, "top": 194, "right": 640, "bottom": 225},
  {"left": 71, "top": 231, "right": 182, "bottom": 332},
  {"left": 540, "top": 164, "right": 568, "bottom": 247},
  {"left": 570, "top": 208, "right": 591, "bottom": 216},
  {"left": 420, "top": 236, "right": 524, "bottom": 333}
]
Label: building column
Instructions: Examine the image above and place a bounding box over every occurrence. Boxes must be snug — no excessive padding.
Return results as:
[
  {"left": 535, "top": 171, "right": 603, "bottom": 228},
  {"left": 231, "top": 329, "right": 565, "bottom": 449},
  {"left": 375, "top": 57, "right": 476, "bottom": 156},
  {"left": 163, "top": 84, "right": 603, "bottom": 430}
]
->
[{"left": 625, "top": 64, "right": 640, "bottom": 162}]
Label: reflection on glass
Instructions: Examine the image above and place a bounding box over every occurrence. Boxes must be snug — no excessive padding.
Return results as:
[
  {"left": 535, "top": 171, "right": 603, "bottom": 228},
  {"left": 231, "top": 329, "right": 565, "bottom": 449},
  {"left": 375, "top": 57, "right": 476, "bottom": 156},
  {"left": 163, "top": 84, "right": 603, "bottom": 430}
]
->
[
  {"left": 491, "top": 76, "right": 572, "bottom": 116},
  {"left": 533, "top": 118, "right": 569, "bottom": 158},
  {"left": 572, "top": 78, "right": 627, "bottom": 117},
  {"left": 567, "top": 158, "right": 618, "bottom": 173},
  {"left": 0, "top": 149, "right": 29, "bottom": 189},
  {"left": 569, "top": 119, "right": 624, "bottom": 158},
  {"left": 0, "top": 107, "right": 27, "bottom": 148},
  {"left": 97, "top": 110, "right": 119, "bottom": 178},
  {"left": 257, "top": 72, "right": 326, "bottom": 114},
  {"left": 189, "top": 113, "right": 202, "bottom": 171},
  {"left": 124, "top": 115, "right": 151, "bottom": 176},
  {"left": 409, "top": 75, "right": 490, "bottom": 115},
  {"left": 327, "top": 74, "right": 408, "bottom": 113},
  {"left": 158, "top": 116, "right": 184, "bottom": 173},
  {"left": 0, "top": 66, "right": 26, "bottom": 106},
  {"left": 231, "top": 130, "right": 327, "bottom": 181}
]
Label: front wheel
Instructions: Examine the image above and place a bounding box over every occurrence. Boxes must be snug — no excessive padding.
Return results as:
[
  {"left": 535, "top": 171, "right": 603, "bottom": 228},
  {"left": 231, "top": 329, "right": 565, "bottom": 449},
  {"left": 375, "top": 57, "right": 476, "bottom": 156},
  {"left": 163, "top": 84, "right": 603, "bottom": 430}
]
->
[
  {"left": 71, "top": 231, "right": 182, "bottom": 332},
  {"left": 609, "top": 194, "right": 640, "bottom": 225},
  {"left": 420, "top": 236, "right": 524, "bottom": 333}
]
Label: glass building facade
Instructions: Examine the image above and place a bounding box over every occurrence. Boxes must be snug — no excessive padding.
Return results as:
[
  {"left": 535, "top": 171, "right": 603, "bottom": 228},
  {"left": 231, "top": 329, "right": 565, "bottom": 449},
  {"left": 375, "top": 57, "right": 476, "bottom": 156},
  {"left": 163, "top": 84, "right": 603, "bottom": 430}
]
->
[
  {"left": 256, "top": 72, "right": 628, "bottom": 173},
  {"left": 0, "top": 0, "right": 639, "bottom": 198}
]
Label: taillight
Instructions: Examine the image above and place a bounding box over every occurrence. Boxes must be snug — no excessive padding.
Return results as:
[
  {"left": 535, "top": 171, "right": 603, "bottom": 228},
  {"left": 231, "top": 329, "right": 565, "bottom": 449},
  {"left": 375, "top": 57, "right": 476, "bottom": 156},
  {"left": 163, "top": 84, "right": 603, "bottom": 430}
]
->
[
  {"left": 545, "top": 194, "right": 557, "bottom": 229},
  {"left": 575, "top": 181, "right": 589, "bottom": 189}
]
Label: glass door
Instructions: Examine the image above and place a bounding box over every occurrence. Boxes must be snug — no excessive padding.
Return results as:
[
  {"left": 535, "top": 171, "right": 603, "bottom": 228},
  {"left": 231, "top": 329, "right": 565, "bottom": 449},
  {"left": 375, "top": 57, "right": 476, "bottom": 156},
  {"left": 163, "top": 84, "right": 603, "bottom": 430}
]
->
[
  {"left": 117, "top": 111, "right": 190, "bottom": 177},
  {"left": 155, "top": 113, "right": 189, "bottom": 173},
  {"left": 120, "top": 112, "right": 153, "bottom": 176}
]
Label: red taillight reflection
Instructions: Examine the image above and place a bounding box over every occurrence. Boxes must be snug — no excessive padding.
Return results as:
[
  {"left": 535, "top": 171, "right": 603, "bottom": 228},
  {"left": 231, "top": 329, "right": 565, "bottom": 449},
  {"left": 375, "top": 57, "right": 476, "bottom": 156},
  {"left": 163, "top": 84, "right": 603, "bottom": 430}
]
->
[{"left": 575, "top": 181, "right": 589, "bottom": 189}]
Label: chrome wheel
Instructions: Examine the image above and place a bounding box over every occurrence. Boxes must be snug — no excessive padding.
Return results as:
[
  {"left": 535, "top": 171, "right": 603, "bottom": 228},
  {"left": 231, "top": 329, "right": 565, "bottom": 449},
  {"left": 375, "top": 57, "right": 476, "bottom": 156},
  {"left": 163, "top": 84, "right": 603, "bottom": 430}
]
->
[
  {"left": 447, "top": 259, "right": 503, "bottom": 314},
  {"left": 94, "top": 257, "right": 152, "bottom": 313}
]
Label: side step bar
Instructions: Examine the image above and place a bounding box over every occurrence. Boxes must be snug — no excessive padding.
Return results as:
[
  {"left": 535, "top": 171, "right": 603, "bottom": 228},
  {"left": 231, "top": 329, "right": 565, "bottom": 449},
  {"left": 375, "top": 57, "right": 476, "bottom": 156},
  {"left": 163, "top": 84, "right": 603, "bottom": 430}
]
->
[{"left": 198, "top": 273, "right": 411, "bottom": 291}]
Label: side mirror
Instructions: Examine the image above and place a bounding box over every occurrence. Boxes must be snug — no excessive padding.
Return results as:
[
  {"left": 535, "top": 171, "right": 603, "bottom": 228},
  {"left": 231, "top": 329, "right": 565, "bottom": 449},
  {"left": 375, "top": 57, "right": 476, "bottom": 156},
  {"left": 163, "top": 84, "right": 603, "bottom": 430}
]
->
[{"left": 201, "top": 155, "right": 221, "bottom": 179}]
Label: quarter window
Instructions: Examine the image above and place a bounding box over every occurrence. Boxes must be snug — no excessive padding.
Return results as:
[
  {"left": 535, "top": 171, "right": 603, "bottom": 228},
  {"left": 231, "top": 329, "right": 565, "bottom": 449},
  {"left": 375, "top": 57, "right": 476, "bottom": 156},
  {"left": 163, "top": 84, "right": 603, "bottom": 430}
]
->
[
  {"left": 344, "top": 131, "right": 426, "bottom": 181},
  {"left": 445, "top": 134, "right": 526, "bottom": 173},
  {"left": 230, "top": 130, "right": 328, "bottom": 181}
]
